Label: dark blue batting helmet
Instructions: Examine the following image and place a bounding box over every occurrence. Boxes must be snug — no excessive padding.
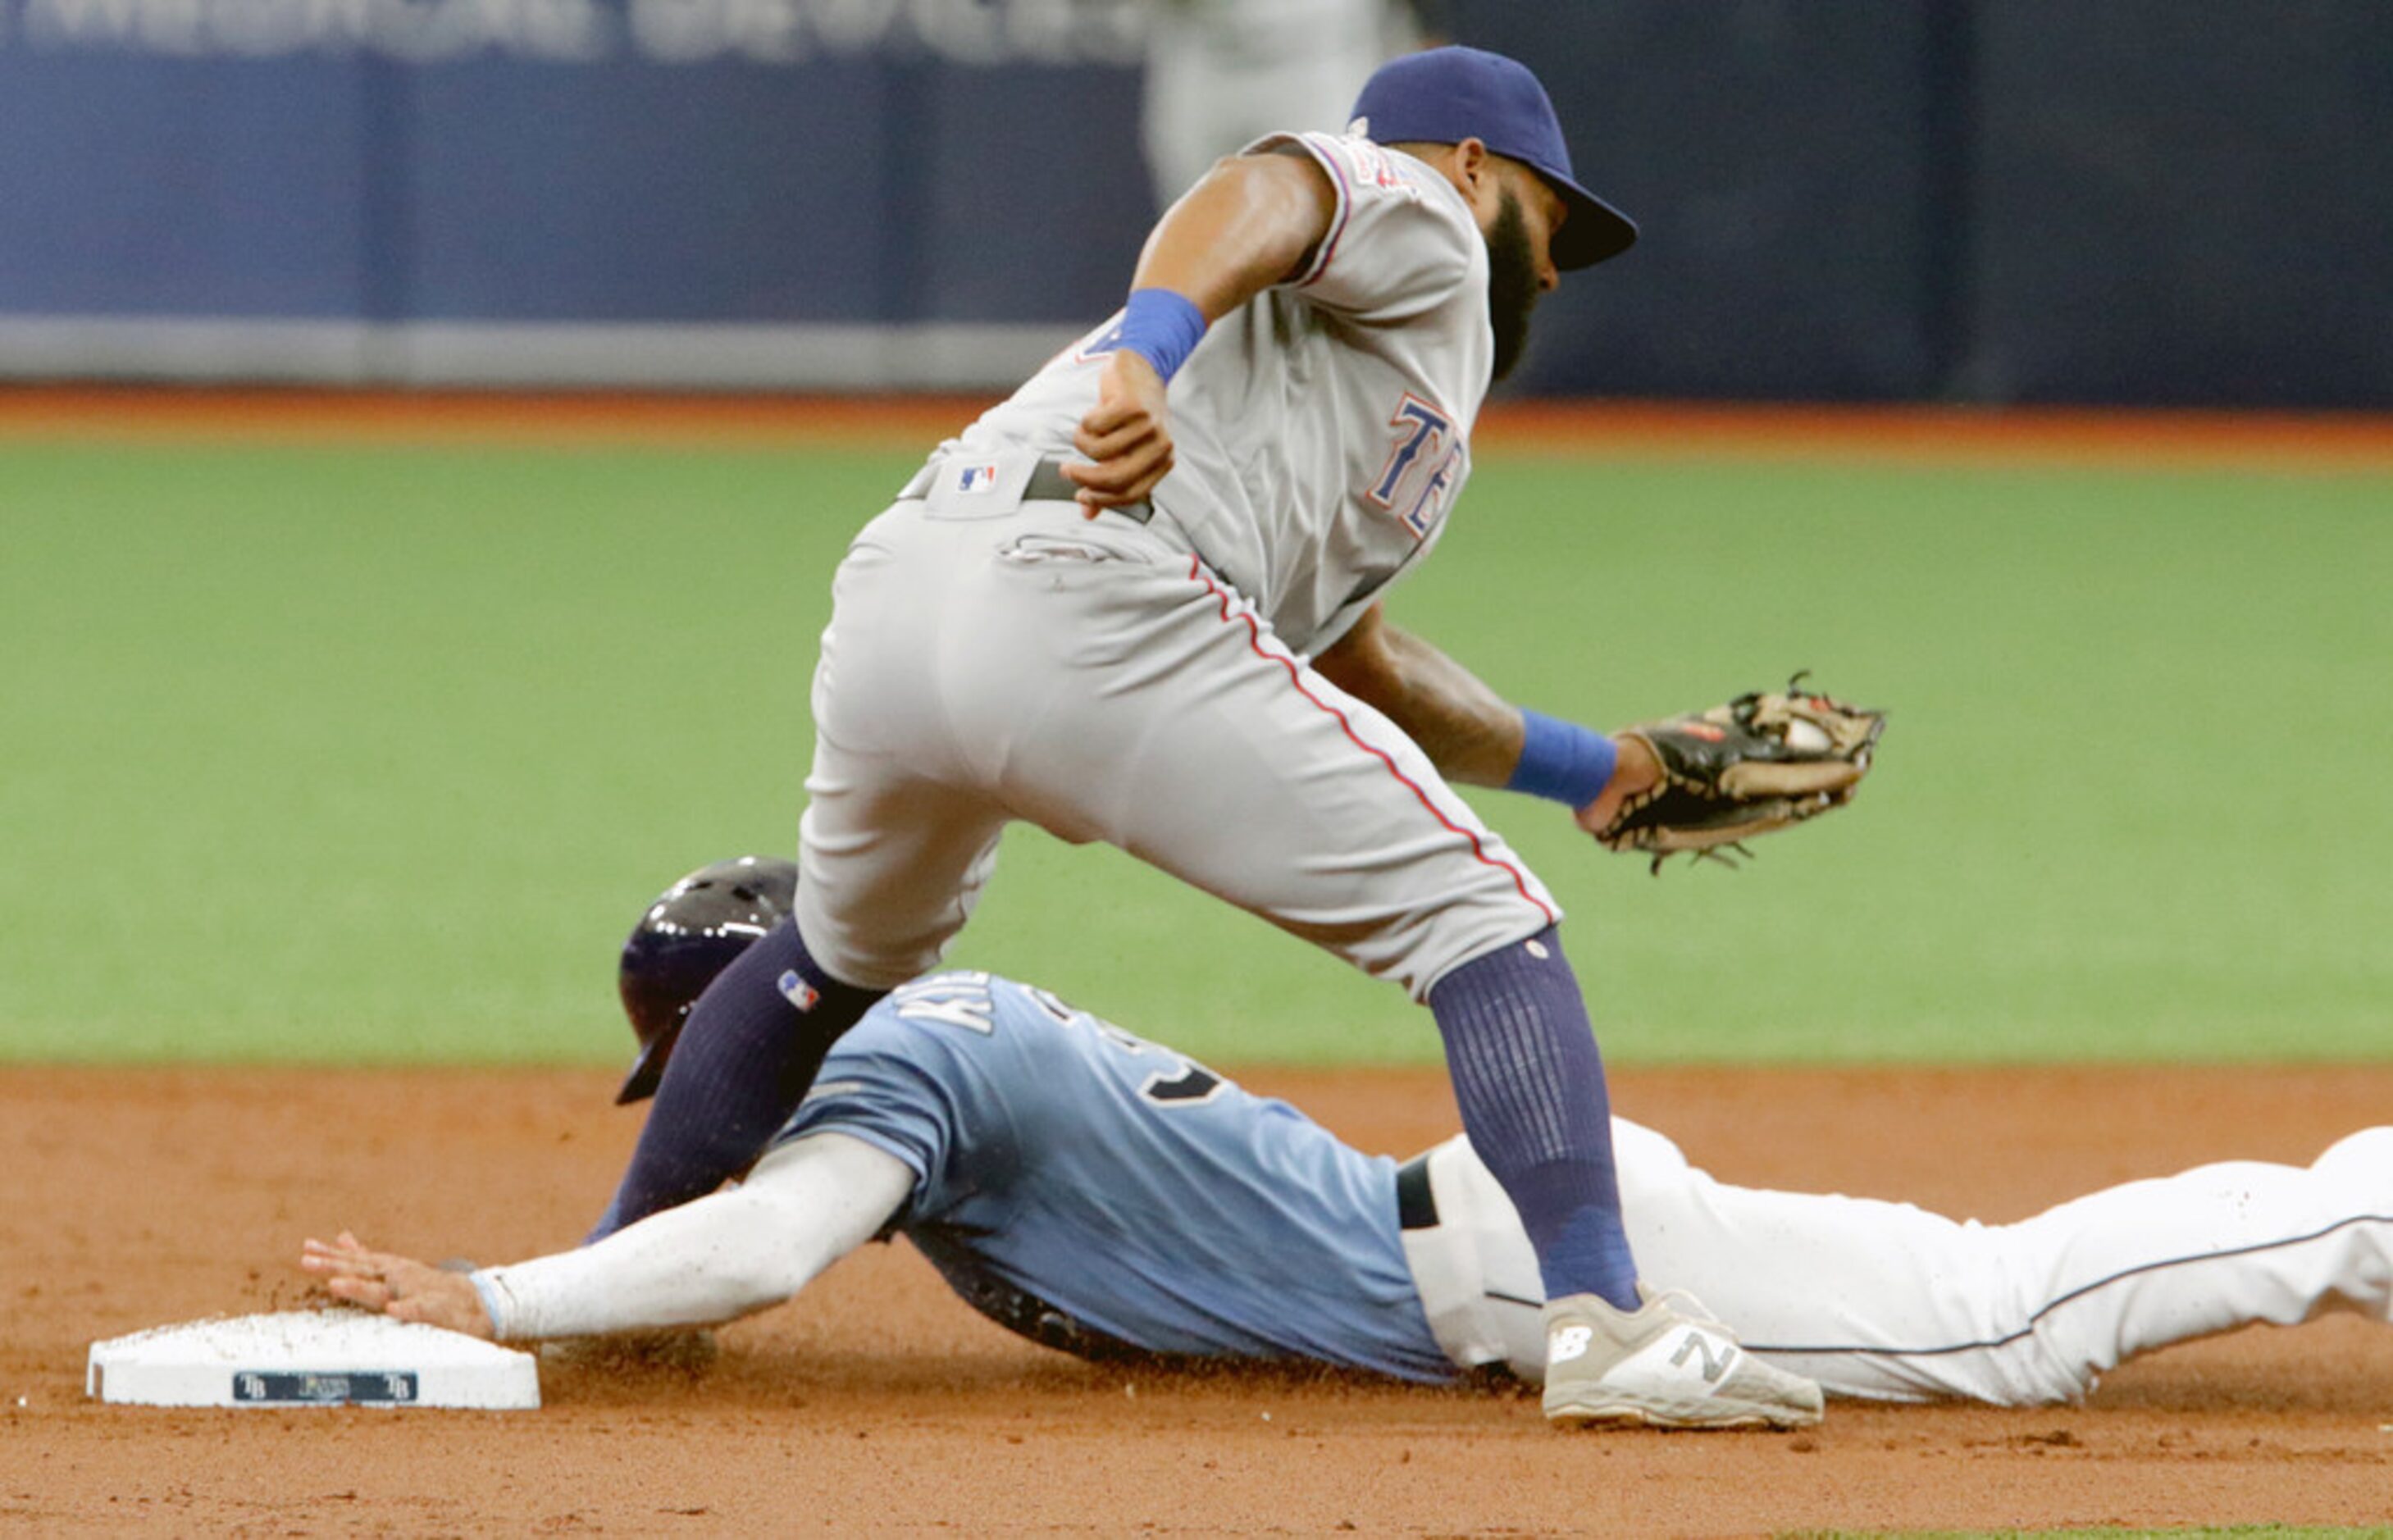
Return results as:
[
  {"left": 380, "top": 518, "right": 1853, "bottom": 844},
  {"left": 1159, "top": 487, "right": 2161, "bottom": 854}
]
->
[{"left": 615, "top": 855, "right": 798, "bottom": 1105}]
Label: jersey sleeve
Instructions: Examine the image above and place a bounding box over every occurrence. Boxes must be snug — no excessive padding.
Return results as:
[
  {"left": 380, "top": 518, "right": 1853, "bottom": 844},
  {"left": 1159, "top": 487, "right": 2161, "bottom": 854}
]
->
[
  {"left": 773, "top": 1037, "right": 961, "bottom": 1197},
  {"left": 769, "top": 977, "right": 1032, "bottom": 1225},
  {"left": 1254, "top": 131, "right": 1481, "bottom": 325}
]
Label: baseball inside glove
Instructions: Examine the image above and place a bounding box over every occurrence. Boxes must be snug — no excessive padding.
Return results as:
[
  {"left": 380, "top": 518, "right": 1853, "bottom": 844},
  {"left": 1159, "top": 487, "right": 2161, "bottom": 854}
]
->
[{"left": 1597, "top": 675, "right": 1885, "bottom": 872}]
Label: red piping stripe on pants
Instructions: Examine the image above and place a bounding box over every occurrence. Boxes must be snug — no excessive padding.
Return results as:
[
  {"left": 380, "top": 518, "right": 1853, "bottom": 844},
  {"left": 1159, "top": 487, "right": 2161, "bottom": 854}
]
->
[{"left": 1187, "top": 558, "right": 1557, "bottom": 927}]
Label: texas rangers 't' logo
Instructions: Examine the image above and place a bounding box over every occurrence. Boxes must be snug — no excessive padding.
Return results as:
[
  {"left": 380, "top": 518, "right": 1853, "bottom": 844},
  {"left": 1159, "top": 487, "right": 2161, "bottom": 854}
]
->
[{"left": 1370, "top": 394, "right": 1462, "bottom": 540}]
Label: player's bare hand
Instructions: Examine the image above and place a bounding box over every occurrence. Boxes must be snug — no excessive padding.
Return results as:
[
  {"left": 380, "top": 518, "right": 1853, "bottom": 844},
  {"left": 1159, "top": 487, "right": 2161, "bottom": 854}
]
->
[
  {"left": 1574, "top": 733, "right": 1660, "bottom": 836},
  {"left": 1064, "top": 351, "right": 1174, "bottom": 513},
  {"left": 301, "top": 1231, "right": 495, "bottom": 1339}
]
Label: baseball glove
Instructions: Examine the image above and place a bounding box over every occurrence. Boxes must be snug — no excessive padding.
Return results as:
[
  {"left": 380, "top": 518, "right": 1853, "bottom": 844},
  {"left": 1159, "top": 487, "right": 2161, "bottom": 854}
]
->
[{"left": 1596, "top": 675, "right": 1885, "bottom": 872}]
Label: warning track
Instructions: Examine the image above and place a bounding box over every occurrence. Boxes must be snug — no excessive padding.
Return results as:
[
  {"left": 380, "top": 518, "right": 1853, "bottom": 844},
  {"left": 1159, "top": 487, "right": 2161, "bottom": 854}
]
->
[{"left": 4, "top": 385, "right": 2390, "bottom": 471}]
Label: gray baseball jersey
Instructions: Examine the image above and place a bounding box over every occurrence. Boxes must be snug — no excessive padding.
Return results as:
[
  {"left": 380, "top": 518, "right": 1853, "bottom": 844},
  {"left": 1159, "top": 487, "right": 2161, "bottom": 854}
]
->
[
  {"left": 794, "top": 129, "right": 1552, "bottom": 1000},
  {"left": 948, "top": 129, "right": 1492, "bottom": 658}
]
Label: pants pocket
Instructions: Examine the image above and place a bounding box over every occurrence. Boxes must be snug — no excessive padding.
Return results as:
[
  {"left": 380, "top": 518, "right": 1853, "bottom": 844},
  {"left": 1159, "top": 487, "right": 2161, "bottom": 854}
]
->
[{"left": 995, "top": 532, "right": 1150, "bottom": 567}]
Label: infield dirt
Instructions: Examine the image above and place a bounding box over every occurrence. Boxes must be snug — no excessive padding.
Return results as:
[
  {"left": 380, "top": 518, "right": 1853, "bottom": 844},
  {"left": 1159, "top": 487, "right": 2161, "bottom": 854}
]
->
[{"left": 7, "top": 1063, "right": 2391, "bottom": 1536}]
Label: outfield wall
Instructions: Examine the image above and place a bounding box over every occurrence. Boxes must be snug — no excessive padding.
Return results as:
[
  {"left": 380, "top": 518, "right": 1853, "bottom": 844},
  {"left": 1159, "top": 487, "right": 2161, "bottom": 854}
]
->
[{"left": 1, "top": 0, "right": 2385, "bottom": 406}]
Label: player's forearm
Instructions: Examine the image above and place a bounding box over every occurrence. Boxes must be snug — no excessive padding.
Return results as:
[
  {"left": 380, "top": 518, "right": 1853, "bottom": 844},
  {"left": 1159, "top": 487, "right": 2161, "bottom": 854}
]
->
[
  {"left": 1314, "top": 608, "right": 1523, "bottom": 787},
  {"left": 1315, "top": 609, "right": 1658, "bottom": 819},
  {"left": 478, "top": 1187, "right": 803, "bottom": 1338},
  {"left": 476, "top": 1134, "right": 911, "bottom": 1341},
  {"left": 1131, "top": 150, "right": 1337, "bottom": 320}
]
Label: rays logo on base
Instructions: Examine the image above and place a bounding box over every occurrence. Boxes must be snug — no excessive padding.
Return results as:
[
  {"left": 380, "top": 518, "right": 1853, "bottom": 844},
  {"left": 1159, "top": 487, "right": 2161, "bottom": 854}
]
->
[
  {"left": 777, "top": 970, "right": 822, "bottom": 1011},
  {"left": 234, "top": 1371, "right": 417, "bottom": 1404}
]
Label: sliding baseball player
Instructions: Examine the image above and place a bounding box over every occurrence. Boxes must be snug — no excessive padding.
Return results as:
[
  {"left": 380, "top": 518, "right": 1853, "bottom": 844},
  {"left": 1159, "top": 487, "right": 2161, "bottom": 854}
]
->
[{"left": 306, "top": 860, "right": 2391, "bottom": 1410}]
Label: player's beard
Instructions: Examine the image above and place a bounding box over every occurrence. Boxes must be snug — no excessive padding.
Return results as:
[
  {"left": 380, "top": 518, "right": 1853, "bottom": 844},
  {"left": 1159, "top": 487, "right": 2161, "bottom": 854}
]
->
[{"left": 1485, "top": 190, "right": 1539, "bottom": 383}]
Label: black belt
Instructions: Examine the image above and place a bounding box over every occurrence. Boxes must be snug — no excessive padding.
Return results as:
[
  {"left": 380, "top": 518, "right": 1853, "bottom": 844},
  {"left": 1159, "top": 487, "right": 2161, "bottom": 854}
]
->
[
  {"left": 896, "top": 457, "right": 1151, "bottom": 522},
  {"left": 1396, "top": 1152, "right": 1439, "bottom": 1232}
]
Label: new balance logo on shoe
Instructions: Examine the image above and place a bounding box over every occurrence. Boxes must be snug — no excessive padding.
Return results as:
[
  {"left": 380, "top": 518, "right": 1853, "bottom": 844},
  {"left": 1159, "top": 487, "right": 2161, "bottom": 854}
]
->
[
  {"left": 1670, "top": 1330, "right": 1737, "bottom": 1384},
  {"left": 1541, "top": 1290, "right": 1824, "bottom": 1432}
]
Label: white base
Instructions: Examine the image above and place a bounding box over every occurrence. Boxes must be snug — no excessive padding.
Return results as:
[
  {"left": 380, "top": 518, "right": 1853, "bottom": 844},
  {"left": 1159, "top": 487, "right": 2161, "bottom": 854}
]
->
[{"left": 88, "top": 1310, "right": 540, "bottom": 1409}]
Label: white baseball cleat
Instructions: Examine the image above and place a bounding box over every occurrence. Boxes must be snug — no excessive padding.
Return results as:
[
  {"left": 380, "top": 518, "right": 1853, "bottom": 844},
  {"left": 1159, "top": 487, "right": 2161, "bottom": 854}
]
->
[{"left": 1542, "top": 1288, "right": 1824, "bottom": 1431}]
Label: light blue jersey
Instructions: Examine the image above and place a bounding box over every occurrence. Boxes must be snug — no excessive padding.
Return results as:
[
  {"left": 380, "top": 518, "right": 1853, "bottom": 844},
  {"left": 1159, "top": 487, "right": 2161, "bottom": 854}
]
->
[{"left": 775, "top": 971, "right": 1453, "bottom": 1383}]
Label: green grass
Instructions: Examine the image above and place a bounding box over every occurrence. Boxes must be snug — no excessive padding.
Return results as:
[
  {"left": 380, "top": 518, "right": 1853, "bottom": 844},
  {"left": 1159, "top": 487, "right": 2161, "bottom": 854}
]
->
[{"left": 2, "top": 438, "right": 2386, "bottom": 1065}]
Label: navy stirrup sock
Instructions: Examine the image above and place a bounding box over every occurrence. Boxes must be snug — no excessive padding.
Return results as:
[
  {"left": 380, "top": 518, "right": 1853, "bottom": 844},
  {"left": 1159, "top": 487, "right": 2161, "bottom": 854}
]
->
[
  {"left": 590, "top": 918, "right": 883, "bottom": 1240},
  {"left": 1429, "top": 927, "right": 1639, "bottom": 1311}
]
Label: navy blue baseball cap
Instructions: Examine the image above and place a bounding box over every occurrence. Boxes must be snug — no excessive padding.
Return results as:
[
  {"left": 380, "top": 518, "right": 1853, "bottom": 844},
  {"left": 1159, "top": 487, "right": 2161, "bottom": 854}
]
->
[{"left": 1347, "top": 46, "right": 1638, "bottom": 270}]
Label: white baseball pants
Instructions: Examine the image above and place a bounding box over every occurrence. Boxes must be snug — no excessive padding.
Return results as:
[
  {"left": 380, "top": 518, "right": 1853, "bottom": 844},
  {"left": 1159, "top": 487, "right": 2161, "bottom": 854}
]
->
[{"left": 1403, "top": 1123, "right": 2393, "bottom": 1403}]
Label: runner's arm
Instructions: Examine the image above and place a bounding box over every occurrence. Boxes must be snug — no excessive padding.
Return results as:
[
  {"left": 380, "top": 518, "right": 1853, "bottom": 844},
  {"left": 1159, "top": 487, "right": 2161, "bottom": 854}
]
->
[{"left": 303, "top": 1135, "right": 913, "bottom": 1340}]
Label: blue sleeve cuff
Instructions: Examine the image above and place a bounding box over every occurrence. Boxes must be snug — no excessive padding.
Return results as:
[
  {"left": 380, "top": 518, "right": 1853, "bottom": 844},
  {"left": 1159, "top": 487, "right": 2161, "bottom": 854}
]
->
[
  {"left": 1506, "top": 709, "right": 1619, "bottom": 809},
  {"left": 1115, "top": 287, "right": 1208, "bottom": 384}
]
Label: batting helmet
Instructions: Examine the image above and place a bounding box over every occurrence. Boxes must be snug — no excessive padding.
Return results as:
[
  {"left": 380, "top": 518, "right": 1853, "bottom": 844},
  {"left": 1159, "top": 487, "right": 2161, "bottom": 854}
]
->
[{"left": 616, "top": 855, "right": 798, "bottom": 1105}]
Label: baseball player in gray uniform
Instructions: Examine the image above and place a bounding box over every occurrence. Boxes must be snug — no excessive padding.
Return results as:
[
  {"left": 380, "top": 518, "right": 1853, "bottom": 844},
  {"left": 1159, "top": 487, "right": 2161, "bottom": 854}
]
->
[
  {"left": 310, "top": 860, "right": 2393, "bottom": 1409},
  {"left": 590, "top": 48, "right": 1824, "bottom": 1428}
]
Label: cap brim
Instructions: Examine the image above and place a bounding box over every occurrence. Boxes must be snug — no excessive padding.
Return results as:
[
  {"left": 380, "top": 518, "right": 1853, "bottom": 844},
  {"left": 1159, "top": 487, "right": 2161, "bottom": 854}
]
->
[
  {"left": 1551, "top": 182, "right": 1639, "bottom": 271},
  {"left": 614, "top": 1025, "right": 680, "bottom": 1105}
]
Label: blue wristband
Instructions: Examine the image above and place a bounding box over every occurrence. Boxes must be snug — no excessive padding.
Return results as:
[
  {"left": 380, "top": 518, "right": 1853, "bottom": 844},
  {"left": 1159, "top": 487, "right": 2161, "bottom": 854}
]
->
[
  {"left": 1114, "top": 288, "right": 1207, "bottom": 384},
  {"left": 1507, "top": 709, "right": 1620, "bottom": 809}
]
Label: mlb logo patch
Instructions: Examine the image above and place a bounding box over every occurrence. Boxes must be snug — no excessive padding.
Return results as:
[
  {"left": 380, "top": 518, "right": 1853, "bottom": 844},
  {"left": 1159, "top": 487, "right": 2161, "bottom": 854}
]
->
[
  {"left": 955, "top": 464, "right": 1001, "bottom": 494},
  {"left": 776, "top": 970, "right": 821, "bottom": 1011}
]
